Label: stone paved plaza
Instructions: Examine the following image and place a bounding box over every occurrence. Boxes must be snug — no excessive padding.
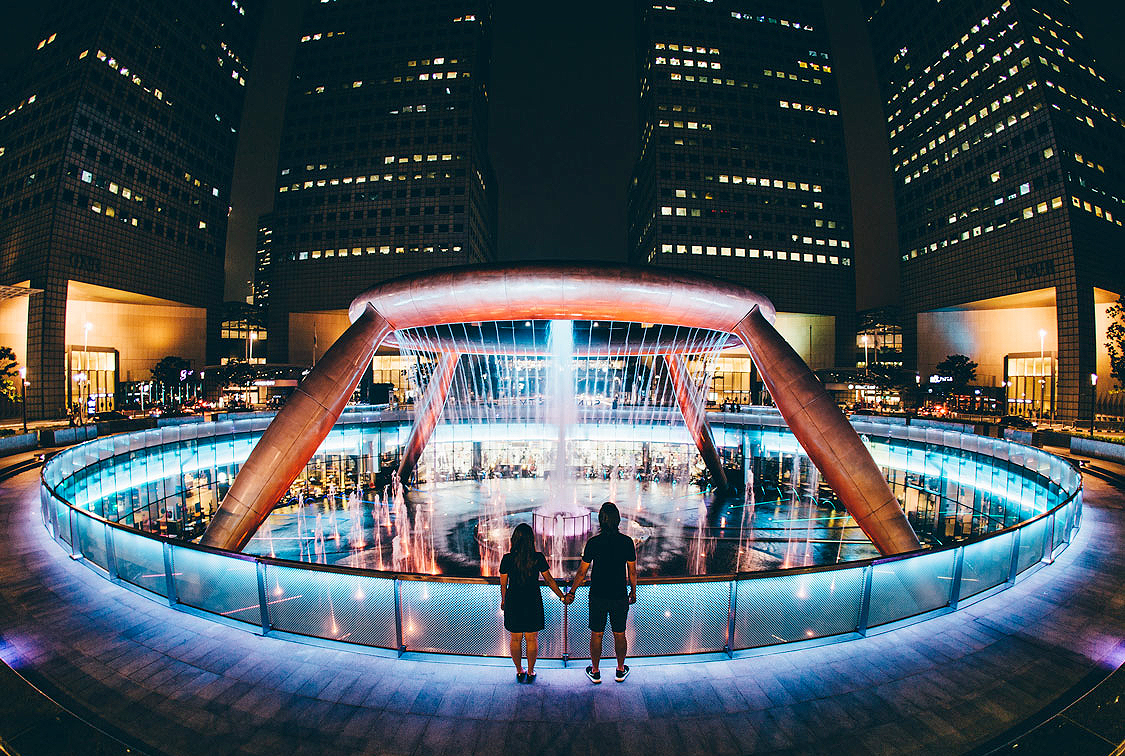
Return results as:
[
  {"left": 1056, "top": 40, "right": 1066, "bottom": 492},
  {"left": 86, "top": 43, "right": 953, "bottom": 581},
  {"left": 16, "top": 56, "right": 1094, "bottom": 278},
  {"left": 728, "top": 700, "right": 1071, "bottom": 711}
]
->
[{"left": 0, "top": 459, "right": 1122, "bottom": 756}]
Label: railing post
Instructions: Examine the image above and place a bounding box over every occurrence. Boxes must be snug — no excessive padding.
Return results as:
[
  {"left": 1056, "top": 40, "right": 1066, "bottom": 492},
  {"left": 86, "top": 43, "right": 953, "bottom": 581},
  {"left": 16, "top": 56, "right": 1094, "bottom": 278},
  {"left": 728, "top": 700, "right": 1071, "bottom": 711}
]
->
[
  {"left": 725, "top": 580, "right": 737, "bottom": 658},
  {"left": 47, "top": 491, "right": 58, "bottom": 540},
  {"left": 562, "top": 597, "right": 569, "bottom": 668},
  {"left": 255, "top": 561, "right": 271, "bottom": 635},
  {"left": 856, "top": 563, "right": 874, "bottom": 637},
  {"left": 1007, "top": 528, "right": 1022, "bottom": 585},
  {"left": 949, "top": 546, "right": 965, "bottom": 610},
  {"left": 1044, "top": 513, "right": 1056, "bottom": 565},
  {"left": 68, "top": 507, "right": 80, "bottom": 557},
  {"left": 394, "top": 577, "right": 404, "bottom": 656},
  {"left": 103, "top": 523, "right": 119, "bottom": 580},
  {"left": 162, "top": 540, "right": 178, "bottom": 607}
]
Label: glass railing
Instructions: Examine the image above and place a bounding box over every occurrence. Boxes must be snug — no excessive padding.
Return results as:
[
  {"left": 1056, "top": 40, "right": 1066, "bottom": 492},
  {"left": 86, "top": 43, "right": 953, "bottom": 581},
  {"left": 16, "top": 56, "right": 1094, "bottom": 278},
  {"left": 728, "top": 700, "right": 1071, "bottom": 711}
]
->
[{"left": 38, "top": 412, "right": 1082, "bottom": 660}]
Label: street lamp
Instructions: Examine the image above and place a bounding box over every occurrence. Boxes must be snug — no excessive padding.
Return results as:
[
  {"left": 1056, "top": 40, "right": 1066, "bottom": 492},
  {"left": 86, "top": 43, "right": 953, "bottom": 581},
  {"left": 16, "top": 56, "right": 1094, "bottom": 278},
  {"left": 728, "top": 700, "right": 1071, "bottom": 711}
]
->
[
  {"left": 1090, "top": 373, "right": 1098, "bottom": 434},
  {"left": 861, "top": 334, "right": 870, "bottom": 375},
  {"left": 18, "top": 366, "right": 27, "bottom": 432}
]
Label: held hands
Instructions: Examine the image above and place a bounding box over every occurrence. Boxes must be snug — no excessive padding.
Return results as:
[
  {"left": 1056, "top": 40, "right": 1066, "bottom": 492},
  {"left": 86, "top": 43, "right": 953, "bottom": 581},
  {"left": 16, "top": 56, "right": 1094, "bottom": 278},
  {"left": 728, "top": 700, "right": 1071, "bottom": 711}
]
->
[
  {"left": 561, "top": 592, "right": 575, "bottom": 605},
  {"left": 628, "top": 590, "right": 637, "bottom": 605}
]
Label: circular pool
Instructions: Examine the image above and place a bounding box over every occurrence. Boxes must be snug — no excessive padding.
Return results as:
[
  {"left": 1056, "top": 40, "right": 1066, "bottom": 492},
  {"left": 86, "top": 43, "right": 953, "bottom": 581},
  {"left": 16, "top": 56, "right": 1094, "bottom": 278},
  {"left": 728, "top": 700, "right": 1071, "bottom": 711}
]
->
[{"left": 39, "top": 408, "right": 1082, "bottom": 660}]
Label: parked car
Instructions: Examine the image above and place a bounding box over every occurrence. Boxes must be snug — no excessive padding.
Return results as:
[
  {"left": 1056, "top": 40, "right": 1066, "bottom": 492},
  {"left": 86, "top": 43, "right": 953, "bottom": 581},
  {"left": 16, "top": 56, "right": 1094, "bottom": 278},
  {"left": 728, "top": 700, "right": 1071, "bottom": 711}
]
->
[
  {"left": 92, "top": 411, "right": 129, "bottom": 422},
  {"left": 1000, "top": 415, "right": 1036, "bottom": 430}
]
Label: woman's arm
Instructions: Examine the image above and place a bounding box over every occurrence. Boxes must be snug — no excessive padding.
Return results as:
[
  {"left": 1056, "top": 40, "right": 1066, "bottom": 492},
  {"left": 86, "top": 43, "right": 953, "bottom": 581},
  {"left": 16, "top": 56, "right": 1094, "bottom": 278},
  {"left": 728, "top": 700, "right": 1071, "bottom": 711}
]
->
[
  {"left": 499, "top": 573, "right": 508, "bottom": 610},
  {"left": 540, "top": 569, "right": 566, "bottom": 601}
]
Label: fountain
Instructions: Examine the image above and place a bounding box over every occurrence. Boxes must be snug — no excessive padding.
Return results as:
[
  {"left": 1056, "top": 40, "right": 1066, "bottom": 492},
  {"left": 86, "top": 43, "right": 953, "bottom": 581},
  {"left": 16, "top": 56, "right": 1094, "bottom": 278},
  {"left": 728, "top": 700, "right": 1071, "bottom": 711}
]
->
[
  {"left": 204, "top": 264, "right": 924, "bottom": 578},
  {"left": 532, "top": 319, "right": 593, "bottom": 569}
]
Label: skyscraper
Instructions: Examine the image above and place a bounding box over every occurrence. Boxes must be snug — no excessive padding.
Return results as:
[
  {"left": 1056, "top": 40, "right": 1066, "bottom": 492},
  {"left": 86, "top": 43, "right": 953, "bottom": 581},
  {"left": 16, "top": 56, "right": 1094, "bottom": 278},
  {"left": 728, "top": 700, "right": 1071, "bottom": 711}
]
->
[
  {"left": 0, "top": 0, "right": 259, "bottom": 418},
  {"left": 868, "top": 0, "right": 1125, "bottom": 421},
  {"left": 262, "top": 0, "right": 497, "bottom": 364},
  {"left": 628, "top": 0, "right": 857, "bottom": 371}
]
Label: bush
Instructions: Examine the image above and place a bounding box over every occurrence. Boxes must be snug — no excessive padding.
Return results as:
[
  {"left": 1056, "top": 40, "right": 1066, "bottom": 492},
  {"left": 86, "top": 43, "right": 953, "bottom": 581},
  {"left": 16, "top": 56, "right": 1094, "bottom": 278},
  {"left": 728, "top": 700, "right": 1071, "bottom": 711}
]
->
[{"left": 1071, "top": 433, "right": 1125, "bottom": 446}]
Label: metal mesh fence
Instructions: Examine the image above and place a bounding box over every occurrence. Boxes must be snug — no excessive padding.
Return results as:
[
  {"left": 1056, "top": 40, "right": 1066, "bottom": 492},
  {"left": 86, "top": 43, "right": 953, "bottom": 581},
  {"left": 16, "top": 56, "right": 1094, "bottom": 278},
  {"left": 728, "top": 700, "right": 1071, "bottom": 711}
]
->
[
  {"left": 112, "top": 529, "right": 168, "bottom": 597},
  {"left": 734, "top": 568, "right": 864, "bottom": 648},
  {"left": 1016, "top": 517, "right": 1047, "bottom": 574},
  {"left": 958, "top": 531, "right": 1013, "bottom": 601},
  {"left": 55, "top": 497, "right": 71, "bottom": 546},
  {"left": 75, "top": 513, "right": 109, "bottom": 571},
  {"left": 399, "top": 580, "right": 506, "bottom": 657},
  {"left": 171, "top": 547, "right": 260, "bottom": 625},
  {"left": 264, "top": 564, "right": 398, "bottom": 649},
  {"left": 36, "top": 413, "right": 1085, "bottom": 661},
  {"left": 867, "top": 549, "right": 955, "bottom": 627}
]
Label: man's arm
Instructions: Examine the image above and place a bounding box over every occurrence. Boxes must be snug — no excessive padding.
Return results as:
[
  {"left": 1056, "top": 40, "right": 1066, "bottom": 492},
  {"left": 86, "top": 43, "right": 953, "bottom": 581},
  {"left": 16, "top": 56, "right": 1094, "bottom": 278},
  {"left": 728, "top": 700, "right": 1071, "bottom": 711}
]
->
[
  {"left": 565, "top": 560, "right": 591, "bottom": 604},
  {"left": 627, "top": 560, "right": 637, "bottom": 604}
]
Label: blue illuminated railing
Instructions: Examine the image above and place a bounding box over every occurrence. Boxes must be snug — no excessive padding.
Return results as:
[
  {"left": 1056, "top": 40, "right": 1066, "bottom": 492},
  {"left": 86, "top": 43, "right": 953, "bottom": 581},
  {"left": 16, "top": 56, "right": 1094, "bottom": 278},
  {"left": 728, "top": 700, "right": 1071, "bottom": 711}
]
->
[{"left": 39, "top": 413, "right": 1082, "bottom": 661}]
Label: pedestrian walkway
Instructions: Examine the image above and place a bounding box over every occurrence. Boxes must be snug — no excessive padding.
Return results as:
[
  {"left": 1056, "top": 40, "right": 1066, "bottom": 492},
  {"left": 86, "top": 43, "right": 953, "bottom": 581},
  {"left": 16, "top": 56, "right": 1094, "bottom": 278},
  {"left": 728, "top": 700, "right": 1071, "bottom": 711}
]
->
[{"left": 0, "top": 466, "right": 1122, "bottom": 756}]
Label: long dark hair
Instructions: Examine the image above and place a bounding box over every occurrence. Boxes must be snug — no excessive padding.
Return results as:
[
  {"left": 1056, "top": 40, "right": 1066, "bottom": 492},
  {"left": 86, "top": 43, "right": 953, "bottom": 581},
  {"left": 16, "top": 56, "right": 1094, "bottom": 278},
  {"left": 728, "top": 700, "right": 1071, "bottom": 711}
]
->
[
  {"left": 509, "top": 523, "right": 536, "bottom": 578},
  {"left": 598, "top": 502, "right": 621, "bottom": 533}
]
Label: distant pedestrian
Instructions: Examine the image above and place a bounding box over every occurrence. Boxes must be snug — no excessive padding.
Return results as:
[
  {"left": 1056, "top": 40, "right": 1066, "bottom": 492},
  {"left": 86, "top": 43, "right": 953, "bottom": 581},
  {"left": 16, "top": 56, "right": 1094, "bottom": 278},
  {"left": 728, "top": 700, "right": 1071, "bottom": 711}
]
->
[
  {"left": 565, "top": 502, "right": 637, "bottom": 683},
  {"left": 500, "top": 523, "right": 566, "bottom": 683}
]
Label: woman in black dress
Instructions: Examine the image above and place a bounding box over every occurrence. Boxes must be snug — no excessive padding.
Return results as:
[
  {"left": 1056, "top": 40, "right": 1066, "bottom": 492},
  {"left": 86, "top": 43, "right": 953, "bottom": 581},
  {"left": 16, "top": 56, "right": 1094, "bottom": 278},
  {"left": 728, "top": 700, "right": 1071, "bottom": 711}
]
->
[{"left": 499, "top": 523, "right": 566, "bottom": 683}]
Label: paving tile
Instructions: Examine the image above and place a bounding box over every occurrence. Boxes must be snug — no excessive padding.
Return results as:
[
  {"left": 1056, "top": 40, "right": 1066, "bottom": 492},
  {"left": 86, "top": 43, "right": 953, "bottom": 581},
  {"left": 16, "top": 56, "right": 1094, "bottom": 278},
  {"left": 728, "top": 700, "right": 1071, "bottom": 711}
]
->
[{"left": 1, "top": 468, "right": 1124, "bottom": 756}]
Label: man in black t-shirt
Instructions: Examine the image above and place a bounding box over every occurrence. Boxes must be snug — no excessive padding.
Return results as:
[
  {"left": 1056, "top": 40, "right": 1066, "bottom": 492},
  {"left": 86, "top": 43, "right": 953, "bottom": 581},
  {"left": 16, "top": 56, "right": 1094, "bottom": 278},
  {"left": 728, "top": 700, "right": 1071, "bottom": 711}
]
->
[{"left": 564, "top": 502, "right": 637, "bottom": 683}]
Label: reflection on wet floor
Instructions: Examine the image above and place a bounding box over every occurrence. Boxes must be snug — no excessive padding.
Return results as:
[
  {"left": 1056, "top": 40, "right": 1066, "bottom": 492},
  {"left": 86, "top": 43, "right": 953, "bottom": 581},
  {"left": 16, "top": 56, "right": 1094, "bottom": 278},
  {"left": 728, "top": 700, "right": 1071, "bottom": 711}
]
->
[{"left": 244, "top": 475, "right": 882, "bottom": 577}]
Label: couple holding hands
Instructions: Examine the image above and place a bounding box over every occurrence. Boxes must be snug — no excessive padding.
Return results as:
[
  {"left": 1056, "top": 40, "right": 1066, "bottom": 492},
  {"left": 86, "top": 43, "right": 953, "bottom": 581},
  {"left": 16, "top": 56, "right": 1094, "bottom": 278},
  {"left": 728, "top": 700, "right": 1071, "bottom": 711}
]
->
[{"left": 499, "top": 502, "right": 637, "bottom": 684}]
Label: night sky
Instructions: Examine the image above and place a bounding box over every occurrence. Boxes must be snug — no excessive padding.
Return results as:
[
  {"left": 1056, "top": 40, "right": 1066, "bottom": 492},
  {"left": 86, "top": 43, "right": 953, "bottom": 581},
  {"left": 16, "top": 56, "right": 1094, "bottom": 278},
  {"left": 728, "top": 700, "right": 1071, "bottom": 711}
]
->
[{"left": 2, "top": 1, "right": 1122, "bottom": 310}]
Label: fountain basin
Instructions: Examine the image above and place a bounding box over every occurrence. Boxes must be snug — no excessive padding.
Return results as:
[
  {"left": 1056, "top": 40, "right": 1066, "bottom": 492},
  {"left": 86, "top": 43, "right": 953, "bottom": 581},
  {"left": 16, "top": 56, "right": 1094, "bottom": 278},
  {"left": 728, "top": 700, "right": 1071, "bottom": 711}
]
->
[{"left": 39, "top": 408, "right": 1082, "bottom": 660}]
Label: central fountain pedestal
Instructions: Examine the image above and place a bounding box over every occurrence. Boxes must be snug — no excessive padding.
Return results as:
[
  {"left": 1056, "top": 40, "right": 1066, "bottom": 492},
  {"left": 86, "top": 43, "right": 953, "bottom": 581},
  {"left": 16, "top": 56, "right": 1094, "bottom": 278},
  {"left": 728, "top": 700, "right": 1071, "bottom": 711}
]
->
[{"left": 533, "top": 506, "right": 593, "bottom": 562}]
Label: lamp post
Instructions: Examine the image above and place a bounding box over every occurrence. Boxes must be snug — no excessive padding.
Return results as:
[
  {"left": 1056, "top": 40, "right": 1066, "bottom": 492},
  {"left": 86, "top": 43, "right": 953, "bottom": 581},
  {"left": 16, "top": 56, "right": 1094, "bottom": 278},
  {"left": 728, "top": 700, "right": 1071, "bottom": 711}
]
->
[
  {"left": 18, "top": 366, "right": 27, "bottom": 432},
  {"left": 1090, "top": 373, "right": 1098, "bottom": 434},
  {"left": 862, "top": 334, "right": 870, "bottom": 376}
]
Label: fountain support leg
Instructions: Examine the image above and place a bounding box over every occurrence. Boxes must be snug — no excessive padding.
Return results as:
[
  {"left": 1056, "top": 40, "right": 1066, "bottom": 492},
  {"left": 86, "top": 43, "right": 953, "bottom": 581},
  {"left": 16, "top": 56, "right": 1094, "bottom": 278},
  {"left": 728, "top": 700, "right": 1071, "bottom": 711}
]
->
[
  {"left": 397, "top": 351, "right": 460, "bottom": 483},
  {"left": 733, "top": 306, "right": 921, "bottom": 556},
  {"left": 664, "top": 354, "right": 728, "bottom": 491},
  {"left": 201, "top": 304, "right": 393, "bottom": 552}
]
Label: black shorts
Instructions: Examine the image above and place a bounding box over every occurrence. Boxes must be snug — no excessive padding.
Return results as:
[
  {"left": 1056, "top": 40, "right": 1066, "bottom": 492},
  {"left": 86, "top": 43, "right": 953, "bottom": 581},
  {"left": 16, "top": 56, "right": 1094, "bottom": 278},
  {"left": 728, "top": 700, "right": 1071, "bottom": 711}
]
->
[{"left": 588, "top": 595, "right": 629, "bottom": 633}]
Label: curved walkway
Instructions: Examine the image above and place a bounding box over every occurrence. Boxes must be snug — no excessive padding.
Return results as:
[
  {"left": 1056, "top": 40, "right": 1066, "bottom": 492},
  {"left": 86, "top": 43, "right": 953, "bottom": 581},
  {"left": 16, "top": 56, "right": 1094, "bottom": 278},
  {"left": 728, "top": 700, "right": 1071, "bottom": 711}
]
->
[{"left": 0, "top": 467, "right": 1122, "bottom": 756}]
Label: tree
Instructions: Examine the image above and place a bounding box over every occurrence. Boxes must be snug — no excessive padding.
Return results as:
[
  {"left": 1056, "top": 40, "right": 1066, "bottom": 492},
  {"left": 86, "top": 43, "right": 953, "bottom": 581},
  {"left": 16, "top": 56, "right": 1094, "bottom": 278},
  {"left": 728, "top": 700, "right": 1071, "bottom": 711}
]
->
[
  {"left": 934, "top": 354, "right": 978, "bottom": 392},
  {"left": 151, "top": 356, "right": 191, "bottom": 404},
  {"left": 1106, "top": 294, "right": 1125, "bottom": 388},
  {"left": 0, "top": 347, "right": 21, "bottom": 415}
]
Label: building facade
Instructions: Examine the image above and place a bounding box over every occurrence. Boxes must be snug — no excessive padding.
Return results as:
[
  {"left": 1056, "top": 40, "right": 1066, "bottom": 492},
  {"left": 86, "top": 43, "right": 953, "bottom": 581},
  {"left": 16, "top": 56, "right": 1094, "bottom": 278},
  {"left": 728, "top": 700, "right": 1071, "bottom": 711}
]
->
[
  {"left": 262, "top": 0, "right": 497, "bottom": 364},
  {"left": 0, "top": 0, "right": 259, "bottom": 418},
  {"left": 628, "top": 0, "right": 857, "bottom": 370},
  {"left": 868, "top": 0, "right": 1125, "bottom": 421}
]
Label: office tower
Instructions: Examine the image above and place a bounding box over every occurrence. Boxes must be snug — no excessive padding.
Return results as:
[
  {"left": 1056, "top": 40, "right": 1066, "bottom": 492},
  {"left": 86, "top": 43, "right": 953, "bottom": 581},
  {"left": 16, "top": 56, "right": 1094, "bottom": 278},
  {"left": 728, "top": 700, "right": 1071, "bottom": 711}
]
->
[
  {"left": 0, "top": 0, "right": 259, "bottom": 418},
  {"left": 254, "top": 221, "right": 272, "bottom": 311},
  {"left": 628, "top": 0, "right": 857, "bottom": 372},
  {"left": 868, "top": 0, "right": 1125, "bottom": 421},
  {"left": 262, "top": 0, "right": 497, "bottom": 364}
]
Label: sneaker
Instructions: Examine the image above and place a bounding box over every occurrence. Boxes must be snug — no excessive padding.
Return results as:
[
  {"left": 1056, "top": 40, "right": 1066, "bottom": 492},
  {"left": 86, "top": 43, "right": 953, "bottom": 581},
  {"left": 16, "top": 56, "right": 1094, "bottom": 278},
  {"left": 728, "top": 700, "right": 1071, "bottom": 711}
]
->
[
  {"left": 615, "top": 666, "right": 630, "bottom": 683},
  {"left": 517, "top": 672, "right": 527, "bottom": 684},
  {"left": 585, "top": 666, "right": 601, "bottom": 684},
  {"left": 525, "top": 672, "right": 536, "bottom": 684}
]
